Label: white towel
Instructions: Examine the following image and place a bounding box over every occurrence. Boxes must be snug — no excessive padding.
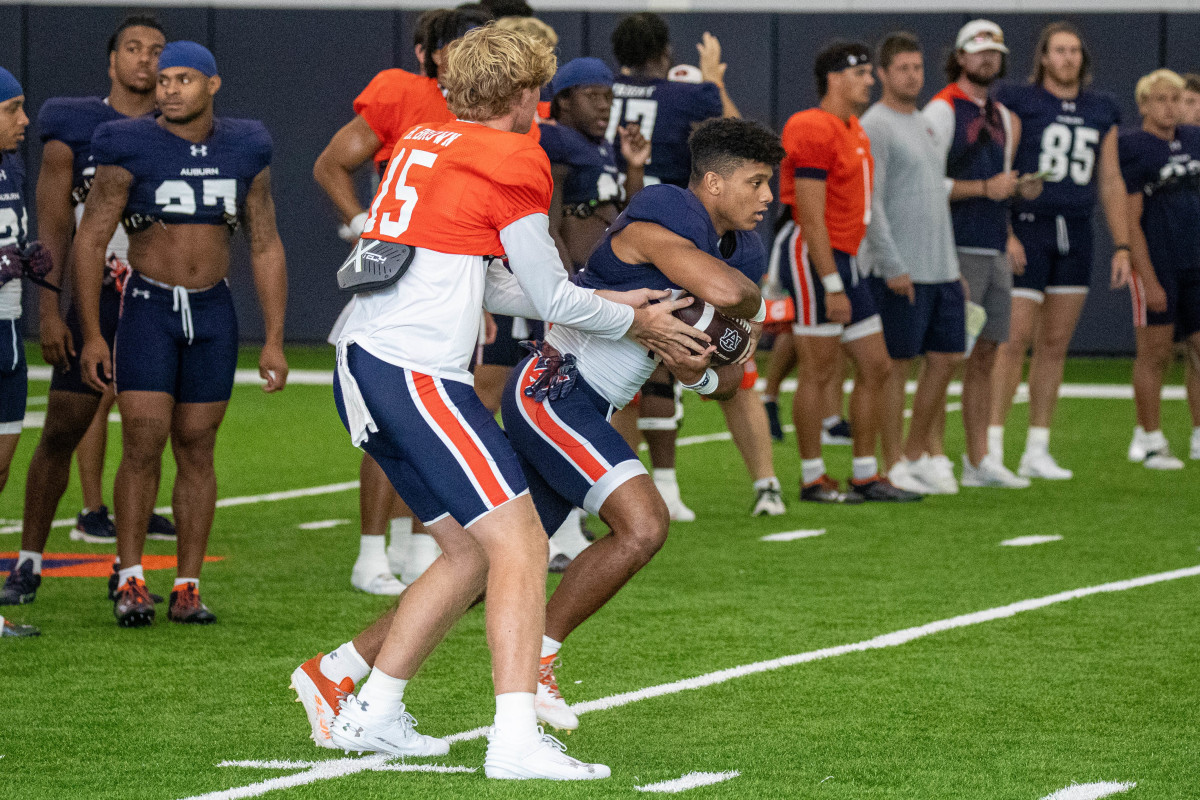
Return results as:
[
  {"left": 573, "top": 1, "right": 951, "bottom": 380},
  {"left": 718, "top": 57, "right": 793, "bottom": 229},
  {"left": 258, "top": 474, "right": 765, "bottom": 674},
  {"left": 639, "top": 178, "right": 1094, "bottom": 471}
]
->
[{"left": 336, "top": 339, "right": 377, "bottom": 447}]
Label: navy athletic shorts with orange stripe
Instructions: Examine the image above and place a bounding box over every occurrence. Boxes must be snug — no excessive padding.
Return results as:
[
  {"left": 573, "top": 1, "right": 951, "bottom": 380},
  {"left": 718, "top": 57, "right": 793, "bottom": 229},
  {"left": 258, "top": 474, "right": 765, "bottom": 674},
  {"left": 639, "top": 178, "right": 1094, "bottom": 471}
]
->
[
  {"left": 501, "top": 351, "right": 648, "bottom": 535},
  {"left": 334, "top": 343, "right": 528, "bottom": 528}
]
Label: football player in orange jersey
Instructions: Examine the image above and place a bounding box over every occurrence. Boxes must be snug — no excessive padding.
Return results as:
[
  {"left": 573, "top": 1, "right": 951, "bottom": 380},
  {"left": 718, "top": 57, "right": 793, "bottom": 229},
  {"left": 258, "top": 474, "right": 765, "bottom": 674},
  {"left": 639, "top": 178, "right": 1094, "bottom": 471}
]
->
[
  {"left": 299, "top": 26, "right": 702, "bottom": 779},
  {"left": 315, "top": 8, "right": 488, "bottom": 596}
]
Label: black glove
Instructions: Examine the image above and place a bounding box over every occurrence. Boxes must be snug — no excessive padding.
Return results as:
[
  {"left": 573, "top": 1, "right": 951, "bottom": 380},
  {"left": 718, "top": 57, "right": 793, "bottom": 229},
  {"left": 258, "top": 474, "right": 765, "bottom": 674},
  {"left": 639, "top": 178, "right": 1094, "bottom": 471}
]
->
[{"left": 20, "top": 242, "right": 59, "bottom": 292}]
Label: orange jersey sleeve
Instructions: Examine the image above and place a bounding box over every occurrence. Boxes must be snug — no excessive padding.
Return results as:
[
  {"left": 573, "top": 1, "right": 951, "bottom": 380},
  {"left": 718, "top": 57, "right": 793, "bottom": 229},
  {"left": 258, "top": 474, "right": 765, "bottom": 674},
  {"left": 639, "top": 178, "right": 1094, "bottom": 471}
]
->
[
  {"left": 352, "top": 69, "right": 455, "bottom": 168},
  {"left": 363, "top": 121, "right": 552, "bottom": 256}
]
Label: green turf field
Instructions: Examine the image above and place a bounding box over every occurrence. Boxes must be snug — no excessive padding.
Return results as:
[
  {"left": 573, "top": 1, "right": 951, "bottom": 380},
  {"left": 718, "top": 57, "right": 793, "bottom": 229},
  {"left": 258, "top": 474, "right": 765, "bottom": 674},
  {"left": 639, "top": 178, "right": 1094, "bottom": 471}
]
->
[{"left": 1, "top": 348, "right": 1197, "bottom": 799}]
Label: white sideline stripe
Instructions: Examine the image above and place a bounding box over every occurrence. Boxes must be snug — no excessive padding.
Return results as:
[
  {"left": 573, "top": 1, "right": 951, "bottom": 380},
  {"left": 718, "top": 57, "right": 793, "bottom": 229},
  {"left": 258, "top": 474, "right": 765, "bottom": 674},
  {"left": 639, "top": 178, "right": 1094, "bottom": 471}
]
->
[
  {"left": 25, "top": 366, "right": 334, "bottom": 386},
  {"left": 1001, "top": 535, "right": 1064, "bottom": 547},
  {"left": 636, "top": 771, "right": 740, "bottom": 793},
  {"left": 761, "top": 529, "right": 826, "bottom": 542},
  {"left": 296, "top": 519, "right": 350, "bottom": 530},
  {"left": 183, "top": 565, "right": 1199, "bottom": 799},
  {"left": 188, "top": 757, "right": 473, "bottom": 800},
  {"left": 1039, "top": 781, "right": 1136, "bottom": 800}
]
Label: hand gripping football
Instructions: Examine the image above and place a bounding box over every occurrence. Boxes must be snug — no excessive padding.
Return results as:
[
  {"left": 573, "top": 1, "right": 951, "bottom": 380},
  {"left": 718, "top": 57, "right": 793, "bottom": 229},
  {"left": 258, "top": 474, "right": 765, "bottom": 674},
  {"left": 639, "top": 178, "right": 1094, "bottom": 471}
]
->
[{"left": 671, "top": 293, "right": 754, "bottom": 366}]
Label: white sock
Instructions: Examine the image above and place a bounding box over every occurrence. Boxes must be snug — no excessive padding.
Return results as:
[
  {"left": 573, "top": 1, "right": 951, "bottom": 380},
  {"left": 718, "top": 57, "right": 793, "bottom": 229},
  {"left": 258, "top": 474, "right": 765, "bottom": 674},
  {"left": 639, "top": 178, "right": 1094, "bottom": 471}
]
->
[
  {"left": 387, "top": 517, "right": 413, "bottom": 557},
  {"left": 763, "top": 394, "right": 778, "bottom": 404},
  {"left": 753, "top": 476, "right": 781, "bottom": 492},
  {"left": 549, "top": 511, "right": 589, "bottom": 560},
  {"left": 16, "top": 550, "right": 42, "bottom": 574},
  {"left": 541, "top": 635, "right": 562, "bottom": 659},
  {"left": 987, "top": 425, "right": 1005, "bottom": 460},
  {"left": 822, "top": 415, "right": 841, "bottom": 430},
  {"left": 1025, "top": 426, "right": 1050, "bottom": 456},
  {"left": 357, "top": 534, "right": 386, "bottom": 564},
  {"left": 1191, "top": 426, "right": 1200, "bottom": 440},
  {"left": 493, "top": 691, "right": 539, "bottom": 746},
  {"left": 652, "top": 468, "right": 678, "bottom": 486},
  {"left": 852, "top": 456, "right": 878, "bottom": 482},
  {"left": 355, "top": 667, "right": 408, "bottom": 718},
  {"left": 321, "top": 641, "right": 371, "bottom": 686},
  {"left": 173, "top": 577, "right": 198, "bottom": 590},
  {"left": 117, "top": 564, "right": 144, "bottom": 584},
  {"left": 1144, "top": 429, "right": 1167, "bottom": 449},
  {"left": 801, "top": 458, "right": 825, "bottom": 485}
]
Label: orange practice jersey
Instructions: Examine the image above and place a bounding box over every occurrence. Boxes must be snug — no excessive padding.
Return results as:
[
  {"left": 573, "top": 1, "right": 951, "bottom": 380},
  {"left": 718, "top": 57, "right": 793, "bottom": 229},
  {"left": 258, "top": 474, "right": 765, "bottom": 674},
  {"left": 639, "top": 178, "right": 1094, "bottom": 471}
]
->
[
  {"left": 780, "top": 108, "right": 874, "bottom": 255},
  {"left": 353, "top": 69, "right": 455, "bottom": 169},
  {"left": 363, "top": 120, "right": 552, "bottom": 255}
]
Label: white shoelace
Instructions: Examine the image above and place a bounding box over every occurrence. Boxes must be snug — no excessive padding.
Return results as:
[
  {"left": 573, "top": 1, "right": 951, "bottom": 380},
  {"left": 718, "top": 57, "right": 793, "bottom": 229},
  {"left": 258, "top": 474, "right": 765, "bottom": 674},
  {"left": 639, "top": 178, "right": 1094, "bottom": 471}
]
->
[{"left": 172, "top": 285, "right": 195, "bottom": 344}]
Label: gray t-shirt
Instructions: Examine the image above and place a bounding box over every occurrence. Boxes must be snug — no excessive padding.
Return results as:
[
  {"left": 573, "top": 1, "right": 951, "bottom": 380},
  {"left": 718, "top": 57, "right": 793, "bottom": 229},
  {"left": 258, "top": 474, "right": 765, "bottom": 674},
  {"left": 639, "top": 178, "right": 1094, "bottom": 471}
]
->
[{"left": 859, "top": 102, "right": 960, "bottom": 284}]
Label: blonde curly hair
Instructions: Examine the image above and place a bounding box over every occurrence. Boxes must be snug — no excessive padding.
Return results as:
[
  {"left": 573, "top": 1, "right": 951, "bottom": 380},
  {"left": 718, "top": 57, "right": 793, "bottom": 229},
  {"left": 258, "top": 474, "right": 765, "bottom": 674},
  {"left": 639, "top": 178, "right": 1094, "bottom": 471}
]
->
[{"left": 442, "top": 25, "right": 556, "bottom": 122}]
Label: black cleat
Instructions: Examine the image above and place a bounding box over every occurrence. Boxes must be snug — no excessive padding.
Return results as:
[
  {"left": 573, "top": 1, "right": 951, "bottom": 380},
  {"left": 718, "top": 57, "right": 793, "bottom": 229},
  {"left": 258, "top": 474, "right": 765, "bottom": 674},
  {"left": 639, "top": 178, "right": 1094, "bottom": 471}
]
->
[
  {"left": 113, "top": 577, "right": 156, "bottom": 627},
  {"left": 168, "top": 582, "right": 217, "bottom": 625},
  {"left": 851, "top": 476, "right": 923, "bottom": 502},
  {"left": 822, "top": 418, "right": 853, "bottom": 446},
  {"left": 548, "top": 553, "right": 572, "bottom": 574},
  {"left": 0, "top": 560, "right": 41, "bottom": 605},
  {"left": 1, "top": 616, "right": 40, "bottom": 637},
  {"left": 800, "top": 475, "right": 865, "bottom": 504},
  {"left": 71, "top": 505, "right": 117, "bottom": 544},
  {"left": 764, "top": 400, "right": 785, "bottom": 442},
  {"left": 147, "top": 513, "right": 177, "bottom": 542},
  {"left": 107, "top": 563, "right": 163, "bottom": 603}
]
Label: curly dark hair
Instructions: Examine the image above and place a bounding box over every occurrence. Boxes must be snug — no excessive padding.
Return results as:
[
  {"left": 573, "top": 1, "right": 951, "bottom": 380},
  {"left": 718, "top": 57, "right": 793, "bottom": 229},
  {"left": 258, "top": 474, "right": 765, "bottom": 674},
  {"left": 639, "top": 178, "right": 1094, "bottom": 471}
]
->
[
  {"left": 689, "top": 118, "right": 785, "bottom": 183},
  {"left": 421, "top": 7, "right": 493, "bottom": 79},
  {"left": 480, "top": 0, "right": 534, "bottom": 17},
  {"left": 612, "top": 13, "right": 670, "bottom": 70},
  {"left": 107, "top": 14, "right": 164, "bottom": 55}
]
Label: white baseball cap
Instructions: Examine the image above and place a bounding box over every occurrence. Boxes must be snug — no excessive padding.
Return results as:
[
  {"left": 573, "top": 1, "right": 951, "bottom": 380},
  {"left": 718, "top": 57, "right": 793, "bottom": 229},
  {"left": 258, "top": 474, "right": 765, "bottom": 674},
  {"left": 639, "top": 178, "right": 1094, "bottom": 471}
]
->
[{"left": 956, "top": 19, "right": 1009, "bottom": 54}]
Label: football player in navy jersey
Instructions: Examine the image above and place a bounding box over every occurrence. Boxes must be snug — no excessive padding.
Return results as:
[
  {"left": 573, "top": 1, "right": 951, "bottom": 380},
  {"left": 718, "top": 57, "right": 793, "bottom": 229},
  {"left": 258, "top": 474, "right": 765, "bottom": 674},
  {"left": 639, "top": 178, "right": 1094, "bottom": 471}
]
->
[
  {"left": 8, "top": 18, "right": 174, "bottom": 614},
  {"left": 0, "top": 67, "right": 48, "bottom": 630},
  {"left": 990, "top": 22, "right": 1131, "bottom": 480},
  {"left": 1119, "top": 70, "right": 1200, "bottom": 470},
  {"left": 74, "top": 42, "right": 288, "bottom": 628}
]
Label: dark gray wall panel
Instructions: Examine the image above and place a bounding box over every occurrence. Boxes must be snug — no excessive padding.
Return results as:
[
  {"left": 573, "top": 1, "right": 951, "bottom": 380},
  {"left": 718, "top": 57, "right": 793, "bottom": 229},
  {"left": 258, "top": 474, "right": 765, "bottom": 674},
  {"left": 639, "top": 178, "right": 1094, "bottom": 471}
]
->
[
  {"left": 213, "top": 8, "right": 393, "bottom": 341},
  {"left": 1164, "top": 14, "right": 1200, "bottom": 75}
]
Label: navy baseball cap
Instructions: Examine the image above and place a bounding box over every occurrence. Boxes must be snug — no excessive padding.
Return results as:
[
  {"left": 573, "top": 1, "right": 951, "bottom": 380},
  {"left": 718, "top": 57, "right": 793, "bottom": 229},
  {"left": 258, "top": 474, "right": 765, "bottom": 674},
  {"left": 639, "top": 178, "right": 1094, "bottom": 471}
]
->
[{"left": 551, "top": 57, "right": 614, "bottom": 97}]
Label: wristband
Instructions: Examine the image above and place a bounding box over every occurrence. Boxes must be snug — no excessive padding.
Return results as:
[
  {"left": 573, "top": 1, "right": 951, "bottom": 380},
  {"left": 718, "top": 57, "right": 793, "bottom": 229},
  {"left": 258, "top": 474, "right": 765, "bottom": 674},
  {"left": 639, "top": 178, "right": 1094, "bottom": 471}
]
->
[
  {"left": 1113, "top": 244, "right": 1130, "bottom": 253},
  {"left": 821, "top": 272, "right": 845, "bottom": 294},
  {"left": 682, "top": 368, "right": 718, "bottom": 396},
  {"left": 750, "top": 298, "right": 767, "bottom": 324}
]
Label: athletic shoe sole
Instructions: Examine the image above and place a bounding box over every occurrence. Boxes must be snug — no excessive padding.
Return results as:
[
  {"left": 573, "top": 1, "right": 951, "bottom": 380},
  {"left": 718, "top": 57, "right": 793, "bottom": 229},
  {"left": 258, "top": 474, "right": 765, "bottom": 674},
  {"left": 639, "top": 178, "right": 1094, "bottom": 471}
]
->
[
  {"left": 290, "top": 665, "right": 339, "bottom": 749},
  {"left": 69, "top": 528, "right": 117, "bottom": 544},
  {"left": 116, "top": 609, "right": 155, "bottom": 628}
]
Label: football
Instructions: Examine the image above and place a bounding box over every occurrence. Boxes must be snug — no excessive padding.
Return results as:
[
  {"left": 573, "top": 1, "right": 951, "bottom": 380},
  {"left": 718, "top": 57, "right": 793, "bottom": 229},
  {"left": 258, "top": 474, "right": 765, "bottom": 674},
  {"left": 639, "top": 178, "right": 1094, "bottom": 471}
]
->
[{"left": 671, "top": 293, "right": 754, "bottom": 366}]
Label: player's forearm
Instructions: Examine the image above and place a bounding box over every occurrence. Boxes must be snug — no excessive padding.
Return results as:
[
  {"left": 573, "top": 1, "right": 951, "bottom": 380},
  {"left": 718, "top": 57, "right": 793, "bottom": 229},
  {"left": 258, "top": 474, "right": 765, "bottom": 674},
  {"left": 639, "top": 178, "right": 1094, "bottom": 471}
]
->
[
  {"left": 313, "top": 152, "right": 366, "bottom": 224},
  {"left": 717, "top": 85, "right": 741, "bottom": 120},
  {"left": 949, "top": 178, "right": 989, "bottom": 201},
  {"left": 702, "top": 272, "right": 761, "bottom": 319},
  {"left": 251, "top": 242, "right": 288, "bottom": 346},
  {"left": 71, "top": 238, "right": 107, "bottom": 340},
  {"left": 1099, "top": 173, "right": 1130, "bottom": 248},
  {"left": 624, "top": 165, "right": 645, "bottom": 199}
]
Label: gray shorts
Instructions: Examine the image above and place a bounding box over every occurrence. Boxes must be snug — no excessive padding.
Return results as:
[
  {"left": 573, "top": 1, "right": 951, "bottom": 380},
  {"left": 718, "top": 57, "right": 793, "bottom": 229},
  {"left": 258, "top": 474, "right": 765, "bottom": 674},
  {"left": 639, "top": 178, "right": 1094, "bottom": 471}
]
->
[{"left": 957, "top": 249, "right": 1011, "bottom": 343}]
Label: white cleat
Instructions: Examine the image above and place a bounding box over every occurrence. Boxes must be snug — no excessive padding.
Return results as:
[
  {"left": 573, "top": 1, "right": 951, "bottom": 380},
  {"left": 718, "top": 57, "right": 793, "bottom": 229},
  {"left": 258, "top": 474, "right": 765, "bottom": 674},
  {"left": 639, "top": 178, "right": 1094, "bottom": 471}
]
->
[
  {"left": 916, "top": 454, "right": 959, "bottom": 495},
  {"left": 484, "top": 728, "right": 610, "bottom": 780},
  {"left": 961, "top": 455, "right": 1030, "bottom": 488},
  {"left": 535, "top": 655, "right": 579, "bottom": 731},
  {"left": 350, "top": 569, "right": 406, "bottom": 596},
  {"left": 886, "top": 460, "right": 928, "bottom": 496},
  {"left": 400, "top": 534, "right": 442, "bottom": 585},
  {"left": 289, "top": 654, "right": 355, "bottom": 749},
  {"left": 1144, "top": 449, "right": 1185, "bottom": 470},
  {"left": 329, "top": 693, "right": 449, "bottom": 757},
  {"left": 654, "top": 479, "right": 696, "bottom": 522},
  {"left": 751, "top": 485, "right": 786, "bottom": 516},
  {"left": 1128, "top": 426, "right": 1148, "bottom": 462},
  {"left": 1018, "top": 451, "right": 1073, "bottom": 480}
]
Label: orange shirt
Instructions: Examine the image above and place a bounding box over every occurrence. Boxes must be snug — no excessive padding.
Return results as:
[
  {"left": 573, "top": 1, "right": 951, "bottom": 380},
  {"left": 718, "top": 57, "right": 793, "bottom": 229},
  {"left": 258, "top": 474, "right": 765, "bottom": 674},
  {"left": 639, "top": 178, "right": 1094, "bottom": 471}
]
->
[
  {"left": 353, "top": 69, "right": 454, "bottom": 169},
  {"left": 780, "top": 108, "right": 874, "bottom": 255},
  {"left": 363, "top": 120, "right": 552, "bottom": 256}
]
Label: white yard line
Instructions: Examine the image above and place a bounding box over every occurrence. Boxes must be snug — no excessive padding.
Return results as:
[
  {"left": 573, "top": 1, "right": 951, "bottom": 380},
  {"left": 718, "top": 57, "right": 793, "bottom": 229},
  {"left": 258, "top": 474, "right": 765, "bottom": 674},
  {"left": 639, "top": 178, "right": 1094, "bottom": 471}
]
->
[
  {"left": 1039, "top": 781, "right": 1136, "bottom": 800},
  {"left": 761, "top": 529, "right": 826, "bottom": 542},
  {"left": 183, "top": 563, "right": 1198, "bottom": 799},
  {"left": 635, "top": 771, "right": 740, "bottom": 793},
  {"left": 1001, "top": 535, "right": 1064, "bottom": 547},
  {"left": 296, "top": 519, "right": 351, "bottom": 531}
]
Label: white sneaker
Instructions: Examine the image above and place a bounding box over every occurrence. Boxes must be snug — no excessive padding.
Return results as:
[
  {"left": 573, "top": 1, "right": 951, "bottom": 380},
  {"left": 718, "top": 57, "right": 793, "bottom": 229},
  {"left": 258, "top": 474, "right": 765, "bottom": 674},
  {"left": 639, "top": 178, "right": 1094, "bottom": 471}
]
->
[
  {"left": 886, "top": 460, "right": 928, "bottom": 495},
  {"left": 961, "top": 454, "right": 1030, "bottom": 488},
  {"left": 350, "top": 567, "right": 406, "bottom": 596},
  {"left": 1018, "top": 451, "right": 1073, "bottom": 480},
  {"left": 535, "top": 655, "right": 579, "bottom": 731},
  {"left": 1191, "top": 429, "right": 1200, "bottom": 460},
  {"left": 329, "top": 693, "right": 449, "bottom": 757},
  {"left": 654, "top": 479, "right": 696, "bottom": 522},
  {"left": 289, "top": 654, "right": 355, "bottom": 749},
  {"left": 751, "top": 485, "right": 786, "bottom": 516},
  {"left": 1128, "top": 426, "right": 1148, "bottom": 462},
  {"left": 1144, "top": 449, "right": 1185, "bottom": 470},
  {"left": 910, "top": 455, "right": 958, "bottom": 495},
  {"left": 400, "top": 534, "right": 442, "bottom": 585},
  {"left": 484, "top": 728, "right": 609, "bottom": 780}
]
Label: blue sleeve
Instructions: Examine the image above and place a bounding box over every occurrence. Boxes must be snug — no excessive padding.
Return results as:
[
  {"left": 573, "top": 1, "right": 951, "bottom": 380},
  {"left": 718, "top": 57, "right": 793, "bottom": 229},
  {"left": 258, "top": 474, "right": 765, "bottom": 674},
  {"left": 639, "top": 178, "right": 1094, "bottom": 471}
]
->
[
  {"left": 90, "top": 120, "right": 133, "bottom": 170},
  {"left": 731, "top": 231, "right": 767, "bottom": 282},
  {"left": 696, "top": 82, "right": 723, "bottom": 120},
  {"left": 1117, "top": 132, "right": 1145, "bottom": 195},
  {"left": 623, "top": 185, "right": 709, "bottom": 241},
  {"left": 248, "top": 120, "right": 273, "bottom": 174},
  {"left": 537, "top": 123, "right": 569, "bottom": 164},
  {"left": 992, "top": 83, "right": 1019, "bottom": 114},
  {"left": 1103, "top": 92, "right": 1122, "bottom": 128},
  {"left": 37, "top": 98, "right": 69, "bottom": 144}
]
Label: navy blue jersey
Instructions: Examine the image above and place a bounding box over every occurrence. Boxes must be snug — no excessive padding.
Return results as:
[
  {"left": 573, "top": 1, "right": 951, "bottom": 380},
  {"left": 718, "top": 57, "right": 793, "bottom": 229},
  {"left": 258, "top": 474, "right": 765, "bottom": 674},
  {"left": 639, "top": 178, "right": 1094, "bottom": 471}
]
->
[
  {"left": 91, "top": 116, "right": 272, "bottom": 230},
  {"left": 538, "top": 122, "right": 622, "bottom": 208},
  {"left": 577, "top": 183, "right": 764, "bottom": 291},
  {"left": 0, "top": 151, "right": 29, "bottom": 249},
  {"left": 1120, "top": 125, "right": 1200, "bottom": 274},
  {"left": 38, "top": 96, "right": 133, "bottom": 206},
  {"left": 607, "top": 78, "right": 722, "bottom": 188},
  {"left": 995, "top": 83, "right": 1120, "bottom": 218}
]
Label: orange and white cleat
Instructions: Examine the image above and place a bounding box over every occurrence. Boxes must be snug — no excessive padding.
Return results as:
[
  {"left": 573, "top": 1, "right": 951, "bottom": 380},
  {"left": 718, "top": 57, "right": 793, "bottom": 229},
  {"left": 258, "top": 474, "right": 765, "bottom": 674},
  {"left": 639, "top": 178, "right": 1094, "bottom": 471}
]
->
[
  {"left": 535, "top": 654, "right": 579, "bottom": 732},
  {"left": 290, "top": 654, "right": 355, "bottom": 749}
]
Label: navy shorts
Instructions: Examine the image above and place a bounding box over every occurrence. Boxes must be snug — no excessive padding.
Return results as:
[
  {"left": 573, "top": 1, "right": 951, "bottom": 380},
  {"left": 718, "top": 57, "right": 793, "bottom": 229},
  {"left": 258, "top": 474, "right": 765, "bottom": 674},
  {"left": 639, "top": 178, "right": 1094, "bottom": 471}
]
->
[
  {"left": 1011, "top": 213, "right": 1094, "bottom": 299},
  {"left": 335, "top": 343, "right": 528, "bottom": 528},
  {"left": 500, "top": 352, "right": 647, "bottom": 535},
  {"left": 870, "top": 278, "right": 967, "bottom": 360},
  {"left": 1131, "top": 270, "right": 1200, "bottom": 339},
  {"left": 50, "top": 282, "right": 121, "bottom": 396},
  {"left": 480, "top": 314, "right": 545, "bottom": 368},
  {"left": 0, "top": 319, "right": 27, "bottom": 433},
  {"left": 113, "top": 273, "right": 238, "bottom": 403},
  {"left": 773, "top": 221, "right": 881, "bottom": 342}
]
